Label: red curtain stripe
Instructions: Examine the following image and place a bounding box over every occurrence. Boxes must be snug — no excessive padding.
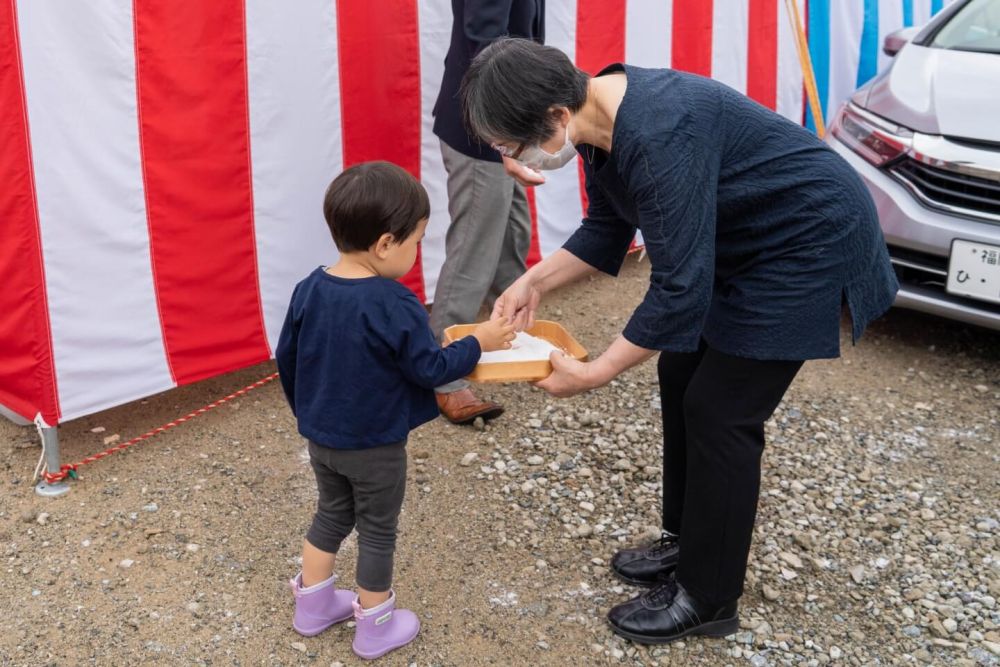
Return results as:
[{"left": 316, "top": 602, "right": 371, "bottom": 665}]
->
[
  {"left": 0, "top": 0, "right": 60, "bottom": 423},
  {"left": 748, "top": 0, "right": 779, "bottom": 109},
  {"left": 525, "top": 187, "right": 543, "bottom": 268},
  {"left": 575, "top": 0, "right": 626, "bottom": 76},
  {"left": 575, "top": 0, "right": 626, "bottom": 218},
  {"left": 672, "top": 0, "right": 714, "bottom": 76},
  {"left": 133, "top": 0, "right": 271, "bottom": 386},
  {"left": 336, "top": 0, "right": 426, "bottom": 301}
]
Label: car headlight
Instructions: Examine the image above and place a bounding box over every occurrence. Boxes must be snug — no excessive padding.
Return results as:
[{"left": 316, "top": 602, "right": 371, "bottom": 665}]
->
[{"left": 831, "top": 103, "right": 913, "bottom": 167}]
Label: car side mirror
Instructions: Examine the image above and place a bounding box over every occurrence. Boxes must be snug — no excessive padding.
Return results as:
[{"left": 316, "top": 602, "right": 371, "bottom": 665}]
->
[{"left": 883, "top": 27, "right": 920, "bottom": 56}]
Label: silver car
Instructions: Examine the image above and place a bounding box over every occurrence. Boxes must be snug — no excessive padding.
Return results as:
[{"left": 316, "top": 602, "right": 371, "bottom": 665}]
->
[{"left": 827, "top": 0, "right": 1000, "bottom": 331}]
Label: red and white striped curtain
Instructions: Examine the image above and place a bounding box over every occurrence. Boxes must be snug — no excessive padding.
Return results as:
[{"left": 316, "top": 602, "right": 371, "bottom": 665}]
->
[{"left": 1, "top": 0, "right": 875, "bottom": 425}]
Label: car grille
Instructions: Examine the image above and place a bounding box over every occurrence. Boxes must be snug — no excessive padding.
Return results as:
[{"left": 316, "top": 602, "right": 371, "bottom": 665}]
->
[
  {"left": 888, "top": 244, "right": 1000, "bottom": 315},
  {"left": 891, "top": 157, "right": 1000, "bottom": 220},
  {"left": 889, "top": 245, "right": 947, "bottom": 288}
]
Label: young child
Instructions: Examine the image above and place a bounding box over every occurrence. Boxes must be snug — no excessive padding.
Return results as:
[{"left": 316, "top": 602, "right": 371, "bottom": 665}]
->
[{"left": 275, "top": 161, "right": 514, "bottom": 660}]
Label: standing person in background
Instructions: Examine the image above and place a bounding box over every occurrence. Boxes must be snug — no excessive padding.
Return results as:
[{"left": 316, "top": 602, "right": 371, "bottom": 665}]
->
[{"left": 430, "top": 0, "right": 545, "bottom": 425}]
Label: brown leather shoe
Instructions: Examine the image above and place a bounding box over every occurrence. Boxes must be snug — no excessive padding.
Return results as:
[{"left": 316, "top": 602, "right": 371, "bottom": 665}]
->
[{"left": 436, "top": 388, "right": 504, "bottom": 425}]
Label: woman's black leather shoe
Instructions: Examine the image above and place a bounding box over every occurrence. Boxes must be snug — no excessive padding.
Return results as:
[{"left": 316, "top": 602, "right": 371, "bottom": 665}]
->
[
  {"left": 607, "top": 576, "right": 739, "bottom": 645},
  {"left": 610, "top": 532, "right": 680, "bottom": 586}
]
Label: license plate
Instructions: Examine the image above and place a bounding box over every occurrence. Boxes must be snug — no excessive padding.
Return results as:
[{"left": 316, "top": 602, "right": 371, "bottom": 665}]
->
[{"left": 947, "top": 239, "right": 1000, "bottom": 305}]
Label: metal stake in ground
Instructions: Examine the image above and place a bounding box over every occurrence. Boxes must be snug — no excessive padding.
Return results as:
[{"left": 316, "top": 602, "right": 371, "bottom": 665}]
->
[{"left": 34, "top": 416, "right": 69, "bottom": 497}]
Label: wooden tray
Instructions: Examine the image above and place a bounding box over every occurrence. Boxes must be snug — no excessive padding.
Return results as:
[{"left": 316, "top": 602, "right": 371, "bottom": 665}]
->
[{"left": 443, "top": 320, "right": 588, "bottom": 383}]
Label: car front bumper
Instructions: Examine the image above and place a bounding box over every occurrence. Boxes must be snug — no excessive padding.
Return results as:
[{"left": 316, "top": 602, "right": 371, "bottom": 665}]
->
[{"left": 828, "top": 135, "right": 1000, "bottom": 332}]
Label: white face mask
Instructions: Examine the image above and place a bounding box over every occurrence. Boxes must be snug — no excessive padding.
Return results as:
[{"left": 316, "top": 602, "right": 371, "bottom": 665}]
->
[{"left": 516, "top": 124, "right": 577, "bottom": 171}]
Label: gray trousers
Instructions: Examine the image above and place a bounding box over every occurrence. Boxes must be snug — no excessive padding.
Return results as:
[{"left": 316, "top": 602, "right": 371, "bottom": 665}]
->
[
  {"left": 430, "top": 140, "right": 532, "bottom": 393},
  {"left": 306, "top": 440, "right": 407, "bottom": 592}
]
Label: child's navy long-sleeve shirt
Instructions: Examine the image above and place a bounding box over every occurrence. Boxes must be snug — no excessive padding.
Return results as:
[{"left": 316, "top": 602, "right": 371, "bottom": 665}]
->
[{"left": 275, "top": 268, "right": 481, "bottom": 449}]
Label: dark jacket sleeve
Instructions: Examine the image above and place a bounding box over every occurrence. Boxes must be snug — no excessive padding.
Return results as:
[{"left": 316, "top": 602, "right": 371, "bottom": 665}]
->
[
  {"left": 274, "top": 289, "right": 300, "bottom": 415},
  {"left": 384, "top": 291, "right": 482, "bottom": 389},
  {"left": 619, "top": 127, "right": 720, "bottom": 352},
  {"left": 464, "top": 0, "right": 514, "bottom": 54},
  {"left": 561, "top": 159, "right": 636, "bottom": 276}
]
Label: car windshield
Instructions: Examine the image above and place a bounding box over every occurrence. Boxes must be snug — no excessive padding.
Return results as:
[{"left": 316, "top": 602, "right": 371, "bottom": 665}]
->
[{"left": 933, "top": 0, "right": 1000, "bottom": 53}]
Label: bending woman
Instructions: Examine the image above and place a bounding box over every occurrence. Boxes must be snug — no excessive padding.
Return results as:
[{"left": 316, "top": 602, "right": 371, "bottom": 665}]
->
[{"left": 461, "top": 38, "right": 898, "bottom": 644}]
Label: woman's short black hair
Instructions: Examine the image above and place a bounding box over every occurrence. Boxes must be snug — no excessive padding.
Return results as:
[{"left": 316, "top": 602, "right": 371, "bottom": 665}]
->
[
  {"left": 461, "top": 38, "right": 589, "bottom": 147},
  {"left": 323, "top": 161, "right": 429, "bottom": 252}
]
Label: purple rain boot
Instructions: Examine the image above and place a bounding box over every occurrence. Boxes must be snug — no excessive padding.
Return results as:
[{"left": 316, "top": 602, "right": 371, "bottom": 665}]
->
[
  {"left": 289, "top": 572, "right": 355, "bottom": 636},
  {"left": 351, "top": 591, "right": 420, "bottom": 660}
]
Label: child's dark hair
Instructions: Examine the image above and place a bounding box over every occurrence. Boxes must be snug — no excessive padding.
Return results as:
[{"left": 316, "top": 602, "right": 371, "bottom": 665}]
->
[{"left": 323, "top": 161, "right": 430, "bottom": 252}]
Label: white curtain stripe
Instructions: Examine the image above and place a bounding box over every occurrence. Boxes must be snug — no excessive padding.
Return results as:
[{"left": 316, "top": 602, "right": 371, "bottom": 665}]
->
[{"left": 246, "top": 0, "right": 344, "bottom": 354}]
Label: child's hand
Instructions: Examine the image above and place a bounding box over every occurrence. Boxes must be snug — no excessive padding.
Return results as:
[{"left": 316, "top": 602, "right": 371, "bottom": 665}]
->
[{"left": 472, "top": 317, "right": 516, "bottom": 353}]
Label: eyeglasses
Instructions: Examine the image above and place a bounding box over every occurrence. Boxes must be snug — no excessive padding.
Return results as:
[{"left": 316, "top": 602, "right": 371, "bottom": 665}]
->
[{"left": 491, "top": 142, "right": 526, "bottom": 160}]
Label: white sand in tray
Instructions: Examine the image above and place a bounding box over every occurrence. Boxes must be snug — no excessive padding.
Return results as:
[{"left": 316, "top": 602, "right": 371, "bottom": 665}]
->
[{"left": 478, "top": 332, "right": 563, "bottom": 364}]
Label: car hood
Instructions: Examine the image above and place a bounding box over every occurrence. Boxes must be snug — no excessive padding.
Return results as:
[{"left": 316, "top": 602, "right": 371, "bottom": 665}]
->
[{"left": 860, "top": 44, "right": 1000, "bottom": 142}]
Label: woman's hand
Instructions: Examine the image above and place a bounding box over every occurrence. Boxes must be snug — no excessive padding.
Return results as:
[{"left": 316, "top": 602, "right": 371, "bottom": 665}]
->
[
  {"left": 535, "top": 336, "right": 658, "bottom": 399},
  {"left": 503, "top": 156, "right": 546, "bottom": 187},
  {"left": 534, "top": 352, "right": 607, "bottom": 398},
  {"left": 492, "top": 250, "right": 598, "bottom": 332},
  {"left": 492, "top": 273, "right": 542, "bottom": 332}
]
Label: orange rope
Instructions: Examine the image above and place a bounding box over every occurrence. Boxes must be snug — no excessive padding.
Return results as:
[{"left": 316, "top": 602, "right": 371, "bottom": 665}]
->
[
  {"left": 784, "top": 0, "right": 826, "bottom": 138},
  {"left": 41, "top": 372, "right": 279, "bottom": 484}
]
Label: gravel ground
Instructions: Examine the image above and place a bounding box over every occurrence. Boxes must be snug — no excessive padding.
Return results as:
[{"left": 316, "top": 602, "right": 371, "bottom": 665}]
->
[{"left": 1, "top": 255, "right": 998, "bottom": 667}]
